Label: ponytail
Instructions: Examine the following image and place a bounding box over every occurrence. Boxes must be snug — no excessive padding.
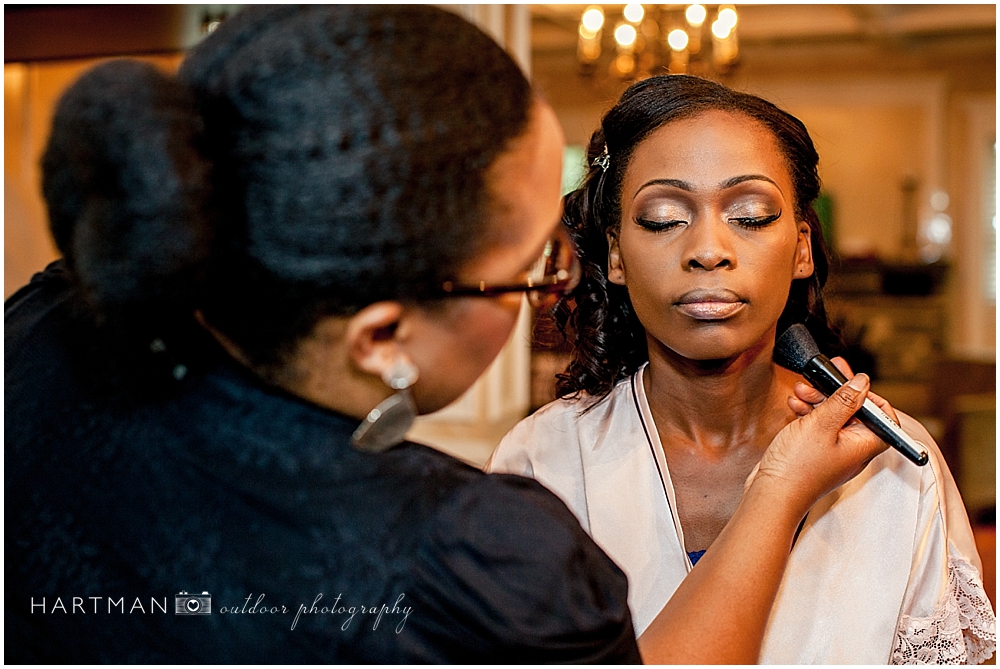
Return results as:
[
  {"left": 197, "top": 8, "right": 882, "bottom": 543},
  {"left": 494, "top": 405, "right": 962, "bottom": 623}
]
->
[
  {"left": 43, "top": 59, "right": 216, "bottom": 320},
  {"left": 41, "top": 60, "right": 218, "bottom": 390}
]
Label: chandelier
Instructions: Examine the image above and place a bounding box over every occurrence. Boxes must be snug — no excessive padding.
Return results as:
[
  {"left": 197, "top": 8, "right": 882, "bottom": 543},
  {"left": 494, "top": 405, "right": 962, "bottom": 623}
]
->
[{"left": 577, "top": 4, "right": 739, "bottom": 80}]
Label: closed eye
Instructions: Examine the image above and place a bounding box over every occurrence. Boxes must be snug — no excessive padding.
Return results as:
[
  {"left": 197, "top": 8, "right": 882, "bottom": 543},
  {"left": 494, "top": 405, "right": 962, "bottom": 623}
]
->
[
  {"left": 635, "top": 217, "right": 687, "bottom": 232},
  {"left": 729, "top": 212, "right": 781, "bottom": 229}
]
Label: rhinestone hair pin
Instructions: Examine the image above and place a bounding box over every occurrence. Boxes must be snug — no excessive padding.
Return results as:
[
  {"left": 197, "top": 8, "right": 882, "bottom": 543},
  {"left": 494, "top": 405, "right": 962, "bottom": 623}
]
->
[{"left": 593, "top": 144, "right": 610, "bottom": 172}]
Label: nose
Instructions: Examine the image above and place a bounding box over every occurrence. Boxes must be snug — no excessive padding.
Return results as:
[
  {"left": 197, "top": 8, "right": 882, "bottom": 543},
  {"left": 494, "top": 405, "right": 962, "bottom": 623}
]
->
[{"left": 682, "top": 218, "right": 736, "bottom": 271}]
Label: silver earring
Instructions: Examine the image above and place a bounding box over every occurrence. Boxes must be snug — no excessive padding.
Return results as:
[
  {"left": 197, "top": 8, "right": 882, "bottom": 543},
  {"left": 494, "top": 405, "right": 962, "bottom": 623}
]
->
[{"left": 350, "top": 357, "right": 419, "bottom": 453}]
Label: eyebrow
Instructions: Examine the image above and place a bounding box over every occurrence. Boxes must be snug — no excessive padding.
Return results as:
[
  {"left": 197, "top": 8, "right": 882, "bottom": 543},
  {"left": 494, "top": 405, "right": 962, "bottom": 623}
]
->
[
  {"left": 720, "top": 174, "right": 781, "bottom": 191},
  {"left": 634, "top": 174, "right": 782, "bottom": 197}
]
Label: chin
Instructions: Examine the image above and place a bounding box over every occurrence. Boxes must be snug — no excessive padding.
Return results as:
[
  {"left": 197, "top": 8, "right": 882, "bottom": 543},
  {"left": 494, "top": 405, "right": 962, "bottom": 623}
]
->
[
  {"left": 412, "top": 396, "right": 453, "bottom": 416},
  {"left": 673, "top": 346, "right": 744, "bottom": 364},
  {"left": 660, "top": 327, "right": 769, "bottom": 365},
  {"left": 411, "top": 383, "right": 468, "bottom": 415}
]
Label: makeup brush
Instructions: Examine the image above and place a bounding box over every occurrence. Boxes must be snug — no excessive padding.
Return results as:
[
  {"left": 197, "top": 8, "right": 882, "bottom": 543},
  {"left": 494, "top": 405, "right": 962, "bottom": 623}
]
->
[{"left": 774, "top": 324, "right": 928, "bottom": 466}]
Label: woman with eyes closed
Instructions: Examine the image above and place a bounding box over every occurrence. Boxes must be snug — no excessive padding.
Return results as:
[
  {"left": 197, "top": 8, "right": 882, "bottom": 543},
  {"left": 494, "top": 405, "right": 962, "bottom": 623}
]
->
[{"left": 487, "top": 75, "right": 995, "bottom": 664}]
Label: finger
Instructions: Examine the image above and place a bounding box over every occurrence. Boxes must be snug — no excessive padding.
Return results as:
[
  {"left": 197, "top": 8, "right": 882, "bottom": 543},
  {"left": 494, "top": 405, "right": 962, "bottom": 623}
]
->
[
  {"left": 863, "top": 389, "right": 901, "bottom": 426},
  {"left": 808, "top": 373, "right": 870, "bottom": 431},
  {"left": 825, "top": 358, "right": 889, "bottom": 426},
  {"left": 831, "top": 356, "right": 854, "bottom": 379},
  {"left": 788, "top": 395, "right": 814, "bottom": 417},
  {"left": 837, "top": 421, "right": 891, "bottom": 462},
  {"left": 793, "top": 382, "right": 826, "bottom": 405}
]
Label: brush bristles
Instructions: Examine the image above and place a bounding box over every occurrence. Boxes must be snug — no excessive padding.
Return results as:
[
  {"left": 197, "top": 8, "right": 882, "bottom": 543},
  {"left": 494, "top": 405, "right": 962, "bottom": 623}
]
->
[{"left": 773, "top": 323, "right": 821, "bottom": 372}]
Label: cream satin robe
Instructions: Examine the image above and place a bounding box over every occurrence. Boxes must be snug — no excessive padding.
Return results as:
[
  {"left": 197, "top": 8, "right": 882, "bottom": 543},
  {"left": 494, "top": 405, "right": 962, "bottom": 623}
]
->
[{"left": 487, "top": 364, "right": 996, "bottom": 664}]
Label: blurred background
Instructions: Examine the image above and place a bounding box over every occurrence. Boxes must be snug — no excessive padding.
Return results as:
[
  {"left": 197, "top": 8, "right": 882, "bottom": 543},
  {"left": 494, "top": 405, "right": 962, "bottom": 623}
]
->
[{"left": 5, "top": 4, "right": 995, "bottom": 604}]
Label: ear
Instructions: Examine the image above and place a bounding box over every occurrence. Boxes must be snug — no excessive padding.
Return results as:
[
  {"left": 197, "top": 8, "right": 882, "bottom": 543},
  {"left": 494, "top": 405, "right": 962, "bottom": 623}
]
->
[
  {"left": 344, "top": 301, "right": 414, "bottom": 381},
  {"left": 793, "top": 222, "right": 815, "bottom": 280},
  {"left": 607, "top": 232, "right": 626, "bottom": 285}
]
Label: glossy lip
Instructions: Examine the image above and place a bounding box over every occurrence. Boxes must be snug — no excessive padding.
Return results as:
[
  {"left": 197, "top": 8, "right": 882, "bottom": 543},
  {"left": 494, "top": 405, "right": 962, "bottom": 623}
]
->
[{"left": 674, "top": 288, "right": 746, "bottom": 320}]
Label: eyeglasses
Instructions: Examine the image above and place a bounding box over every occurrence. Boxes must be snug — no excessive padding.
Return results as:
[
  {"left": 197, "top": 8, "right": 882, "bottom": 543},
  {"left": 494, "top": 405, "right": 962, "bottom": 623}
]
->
[{"left": 439, "top": 226, "right": 581, "bottom": 309}]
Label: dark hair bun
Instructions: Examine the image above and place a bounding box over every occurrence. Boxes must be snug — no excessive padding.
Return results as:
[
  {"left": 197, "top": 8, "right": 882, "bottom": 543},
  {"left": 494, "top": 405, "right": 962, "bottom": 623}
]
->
[
  {"left": 39, "top": 7, "right": 534, "bottom": 383},
  {"left": 42, "top": 59, "right": 215, "bottom": 321}
]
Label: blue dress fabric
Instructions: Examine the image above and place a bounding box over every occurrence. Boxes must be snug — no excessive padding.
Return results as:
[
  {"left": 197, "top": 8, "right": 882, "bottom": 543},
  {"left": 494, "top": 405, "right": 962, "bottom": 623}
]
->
[
  {"left": 687, "top": 550, "right": 707, "bottom": 566},
  {"left": 5, "top": 262, "right": 641, "bottom": 663}
]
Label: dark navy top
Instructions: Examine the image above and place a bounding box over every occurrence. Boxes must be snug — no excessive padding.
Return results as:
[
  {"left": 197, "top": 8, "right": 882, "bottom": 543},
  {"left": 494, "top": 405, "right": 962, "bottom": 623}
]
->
[{"left": 5, "top": 262, "right": 641, "bottom": 663}]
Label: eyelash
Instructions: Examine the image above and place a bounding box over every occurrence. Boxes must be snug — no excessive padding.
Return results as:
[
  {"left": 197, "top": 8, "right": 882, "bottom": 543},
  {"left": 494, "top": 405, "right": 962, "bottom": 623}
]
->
[
  {"left": 635, "top": 211, "right": 782, "bottom": 232},
  {"left": 730, "top": 212, "right": 782, "bottom": 229},
  {"left": 635, "top": 218, "right": 685, "bottom": 232}
]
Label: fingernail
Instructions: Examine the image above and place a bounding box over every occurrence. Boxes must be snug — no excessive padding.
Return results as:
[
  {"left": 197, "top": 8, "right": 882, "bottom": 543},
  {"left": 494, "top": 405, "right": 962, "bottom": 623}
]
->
[{"left": 847, "top": 373, "right": 869, "bottom": 391}]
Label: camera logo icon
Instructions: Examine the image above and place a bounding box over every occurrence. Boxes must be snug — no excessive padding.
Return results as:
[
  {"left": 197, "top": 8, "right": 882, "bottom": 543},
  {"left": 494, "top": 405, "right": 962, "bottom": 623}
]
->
[{"left": 175, "top": 591, "right": 211, "bottom": 615}]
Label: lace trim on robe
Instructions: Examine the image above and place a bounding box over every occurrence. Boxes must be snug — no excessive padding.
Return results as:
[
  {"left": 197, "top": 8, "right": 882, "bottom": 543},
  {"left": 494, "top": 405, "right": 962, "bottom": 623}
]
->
[{"left": 891, "top": 554, "right": 997, "bottom": 664}]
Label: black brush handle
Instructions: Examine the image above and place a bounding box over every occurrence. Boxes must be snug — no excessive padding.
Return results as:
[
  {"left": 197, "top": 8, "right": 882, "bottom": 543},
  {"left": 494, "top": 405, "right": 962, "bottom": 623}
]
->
[{"left": 800, "top": 355, "right": 929, "bottom": 466}]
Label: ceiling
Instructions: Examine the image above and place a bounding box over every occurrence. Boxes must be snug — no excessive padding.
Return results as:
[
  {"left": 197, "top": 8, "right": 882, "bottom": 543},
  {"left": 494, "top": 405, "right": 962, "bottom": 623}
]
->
[{"left": 531, "top": 4, "right": 997, "bottom": 52}]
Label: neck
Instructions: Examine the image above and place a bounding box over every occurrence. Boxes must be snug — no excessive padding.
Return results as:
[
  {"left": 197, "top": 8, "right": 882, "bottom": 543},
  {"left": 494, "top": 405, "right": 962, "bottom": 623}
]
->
[
  {"left": 643, "top": 332, "right": 796, "bottom": 457},
  {"left": 198, "top": 311, "right": 388, "bottom": 421}
]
